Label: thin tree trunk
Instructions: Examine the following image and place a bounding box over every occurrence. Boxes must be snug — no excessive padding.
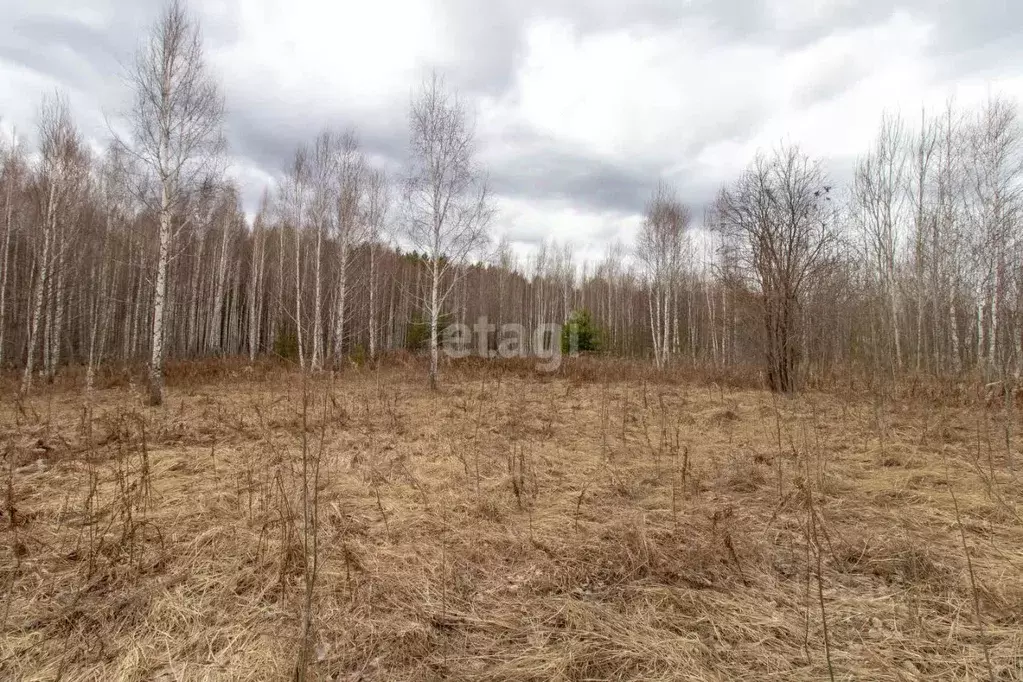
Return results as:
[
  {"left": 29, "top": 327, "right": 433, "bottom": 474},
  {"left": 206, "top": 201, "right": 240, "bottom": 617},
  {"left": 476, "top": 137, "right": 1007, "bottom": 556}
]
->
[
  {"left": 295, "top": 226, "right": 305, "bottom": 370},
  {"left": 42, "top": 251, "right": 55, "bottom": 380},
  {"left": 87, "top": 221, "right": 113, "bottom": 393},
  {"left": 47, "top": 245, "right": 67, "bottom": 380},
  {"left": 891, "top": 280, "right": 902, "bottom": 371},
  {"left": 211, "top": 217, "right": 230, "bottom": 354},
  {"left": 369, "top": 241, "right": 377, "bottom": 359},
  {"left": 332, "top": 240, "right": 349, "bottom": 366},
  {"left": 0, "top": 185, "right": 11, "bottom": 368},
  {"left": 429, "top": 256, "right": 440, "bottom": 389},
  {"left": 311, "top": 221, "right": 323, "bottom": 371},
  {"left": 22, "top": 181, "right": 57, "bottom": 394},
  {"left": 272, "top": 225, "right": 284, "bottom": 352},
  {"left": 0, "top": 177, "right": 12, "bottom": 368},
  {"left": 248, "top": 225, "right": 263, "bottom": 362},
  {"left": 148, "top": 193, "right": 172, "bottom": 406},
  {"left": 22, "top": 232, "right": 50, "bottom": 394}
]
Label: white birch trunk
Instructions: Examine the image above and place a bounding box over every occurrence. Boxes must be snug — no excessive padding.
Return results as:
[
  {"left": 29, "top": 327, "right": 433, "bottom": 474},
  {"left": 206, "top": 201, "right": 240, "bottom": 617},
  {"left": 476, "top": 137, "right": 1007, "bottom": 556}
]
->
[
  {"left": 210, "top": 217, "right": 230, "bottom": 354},
  {"left": 47, "top": 244, "right": 67, "bottom": 380},
  {"left": 333, "top": 263, "right": 348, "bottom": 365},
  {"left": 0, "top": 177, "right": 12, "bottom": 368},
  {"left": 86, "top": 223, "right": 113, "bottom": 393},
  {"left": 332, "top": 238, "right": 350, "bottom": 365},
  {"left": 148, "top": 185, "right": 172, "bottom": 406},
  {"left": 311, "top": 221, "right": 323, "bottom": 371},
  {"left": 891, "top": 280, "right": 903, "bottom": 371},
  {"left": 22, "top": 231, "right": 50, "bottom": 394},
  {"left": 294, "top": 224, "right": 305, "bottom": 370},
  {"left": 248, "top": 226, "right": 263, "bottom": 362},
  {"left": 22, "top": 180, "right": 57, "bottom": 394},
  {"left": 368, "top": 241, "right": 377, "bottom": 359},
  {"left": 429, "top": 256, "right": 440, "bottom": 389}
]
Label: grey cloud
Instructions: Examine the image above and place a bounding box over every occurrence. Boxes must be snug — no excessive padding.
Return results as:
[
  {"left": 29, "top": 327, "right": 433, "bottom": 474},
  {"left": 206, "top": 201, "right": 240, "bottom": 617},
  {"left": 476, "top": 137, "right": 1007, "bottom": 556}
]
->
[
  {"left": 436, "top": 0, "right": 773, "bottom": 98},
  {"left": 4, "top": 2, "right": 160, "bottom": 75},
  {"left": 435, "top": 0, "right": 524, "bottom": 96},
  {"left": 489, "top": 145, "right": 656, "bottom": 214},
  {"left": 792, "top": 60, "right": 871, "bottom": 110},
  {"left": 2, "top": 17, "right": 123, "bottom": 101},
  {"left": 0, "top": 1, "right": 231, "bottom": 141},
  {"left": 497, "top": 208, "right": 628, "bottom": 250},
  {"left": 2, "top": 0, "right": 1021, "bottom": 231},
  {"left": 920, "top": 0, "right": 1023, "bottom": 56},
  {"left": 771, "top": 0, "right": 1023, "bottom": 69},
  {"left": 923, "top": 2, "right": 1023, "bottom": 80},
  {"left": 224, "top": 90, "right": 409, "bottom": 178},
  {"left": 501, "top": 222, "right": 558, "bottom": 246},
  {"left": 486, "top": 127, "right": 732, "bottom": 237}
]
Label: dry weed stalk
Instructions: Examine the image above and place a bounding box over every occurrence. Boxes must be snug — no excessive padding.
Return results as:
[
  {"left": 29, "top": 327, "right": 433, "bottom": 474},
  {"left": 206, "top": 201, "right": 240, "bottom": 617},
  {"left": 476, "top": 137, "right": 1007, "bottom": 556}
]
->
[
  {"left": 2, "top": 449, "right": 17, "bottom": 631},
  {"left": 599, "top": 373, "right": 612, "bottom": 462},
  {"left": 295, "top": 372, "right": 329, "bottom": 682},
  {"left": 2, "top": 361, "right": 1022, "bottom": 680},
  {"left": 772, "top": 391, "right": 784, "bottom": 500},
  {"left": 941, "top": 439, "right": 995, "bottom": 682}
]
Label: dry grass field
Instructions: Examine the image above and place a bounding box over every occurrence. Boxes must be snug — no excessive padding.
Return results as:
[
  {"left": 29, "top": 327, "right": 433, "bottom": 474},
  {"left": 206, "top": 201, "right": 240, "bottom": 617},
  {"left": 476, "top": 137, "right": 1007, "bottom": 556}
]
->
[{"left": 1, "top": 359, "right": 1021, "bottom": 681}]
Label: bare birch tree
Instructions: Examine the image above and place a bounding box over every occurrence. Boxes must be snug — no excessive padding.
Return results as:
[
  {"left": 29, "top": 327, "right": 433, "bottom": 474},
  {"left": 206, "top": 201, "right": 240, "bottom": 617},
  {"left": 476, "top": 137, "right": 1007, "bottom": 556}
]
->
[
  {"left": 87, "top": 146, "right": 131, "bottom": 391},
  {"left": 403, "top": 73, "right": 493, "bottom": 389},
  {"left": 280, "top": 147, "right": 309, "bottom": 369},
  {"left": 22, "top": 95, "right": 88, "bottom": 395},
  {"left": 121, "top": 0, "right": 224, "bottom": 405},
  {"left": 932, "top": 102, "right": 968, "bottom": 371},
  {"left": 908, "top": 108, "right": 938, "bottom": 372},
  {"left": 968, "top": 96, "right": 1022, "bottom": 378},
  {"left": 209, "top": 185, "right": 237, "bottom": 354},
  {"left": 364, "top": 167, "right": 389, "bottom": 361},
  {"left": 637, "top": 182, "right": 691, "bottom": 369},
  {"left": 307, "top": 132, "right": 337, "bottom": 371},
  {"left": 247, "top": 190, "right": 270, "bottom": 362},
  {"left": 0, "top": 127, "right": 21, "bottom": 369},
  {"left": 854, "top": 112, "right": 908, "bottom": 374},
  {"left": 331, "top": 131, "right": 366, "bottom": 365}
]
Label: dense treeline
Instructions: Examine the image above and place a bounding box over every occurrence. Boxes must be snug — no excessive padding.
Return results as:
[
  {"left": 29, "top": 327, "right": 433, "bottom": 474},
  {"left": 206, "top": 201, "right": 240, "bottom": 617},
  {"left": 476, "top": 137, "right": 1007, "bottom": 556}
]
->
[{"left": 1, "top": 2, "right": 1021, "bottom": 397}]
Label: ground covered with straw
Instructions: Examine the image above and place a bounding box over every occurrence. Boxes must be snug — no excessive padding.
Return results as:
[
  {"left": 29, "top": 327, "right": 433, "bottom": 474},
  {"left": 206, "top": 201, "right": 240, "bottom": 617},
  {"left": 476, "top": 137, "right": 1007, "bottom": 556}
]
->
[{"left": 2, "top": 360, "right": 1022, "bottom": 680}]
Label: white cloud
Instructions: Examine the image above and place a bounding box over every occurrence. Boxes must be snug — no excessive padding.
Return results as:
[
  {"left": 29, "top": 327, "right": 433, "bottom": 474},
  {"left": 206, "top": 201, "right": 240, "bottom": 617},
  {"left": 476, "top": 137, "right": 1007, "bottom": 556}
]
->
[
  {"left": 494, "top": 17, "right": 775, "bottom": 166},
  {"left": 211, "top": 0, "right": 448, "bottom": 122},
  {"left": 493, "top": 194, "right": 642, "bottom": 265},
  {"left": 486, "top": 10, "right": 943, "bottom": 195},
  {"left": 2, "top": 0, "right": 1023, "bottom": 253}
]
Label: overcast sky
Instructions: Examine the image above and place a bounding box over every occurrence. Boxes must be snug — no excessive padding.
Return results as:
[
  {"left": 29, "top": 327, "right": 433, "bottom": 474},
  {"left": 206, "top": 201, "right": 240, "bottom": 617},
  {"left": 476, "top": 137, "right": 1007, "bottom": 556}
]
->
[{"left": 1, "top": 0, "right": 1021, "bottom": 263}]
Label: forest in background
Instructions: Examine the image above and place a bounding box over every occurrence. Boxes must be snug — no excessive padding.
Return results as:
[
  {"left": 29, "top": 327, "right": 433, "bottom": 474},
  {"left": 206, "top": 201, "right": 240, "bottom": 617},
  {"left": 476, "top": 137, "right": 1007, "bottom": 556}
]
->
[{"left": 0, "top": 1, "right": 1021, "bottom": 399}]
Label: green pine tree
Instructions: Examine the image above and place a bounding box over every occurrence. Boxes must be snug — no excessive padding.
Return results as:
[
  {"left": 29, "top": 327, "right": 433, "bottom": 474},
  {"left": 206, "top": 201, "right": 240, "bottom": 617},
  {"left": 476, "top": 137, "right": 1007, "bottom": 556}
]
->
[{"left": 562, "top": 309, "right": 603, "bottom": 354}]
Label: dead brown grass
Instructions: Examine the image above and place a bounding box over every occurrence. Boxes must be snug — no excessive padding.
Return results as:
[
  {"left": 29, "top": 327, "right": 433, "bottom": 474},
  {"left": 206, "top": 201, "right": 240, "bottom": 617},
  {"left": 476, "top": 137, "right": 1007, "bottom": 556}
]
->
[{"left": 1, "top": 359, "right": 1021, "bottom": 681}]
